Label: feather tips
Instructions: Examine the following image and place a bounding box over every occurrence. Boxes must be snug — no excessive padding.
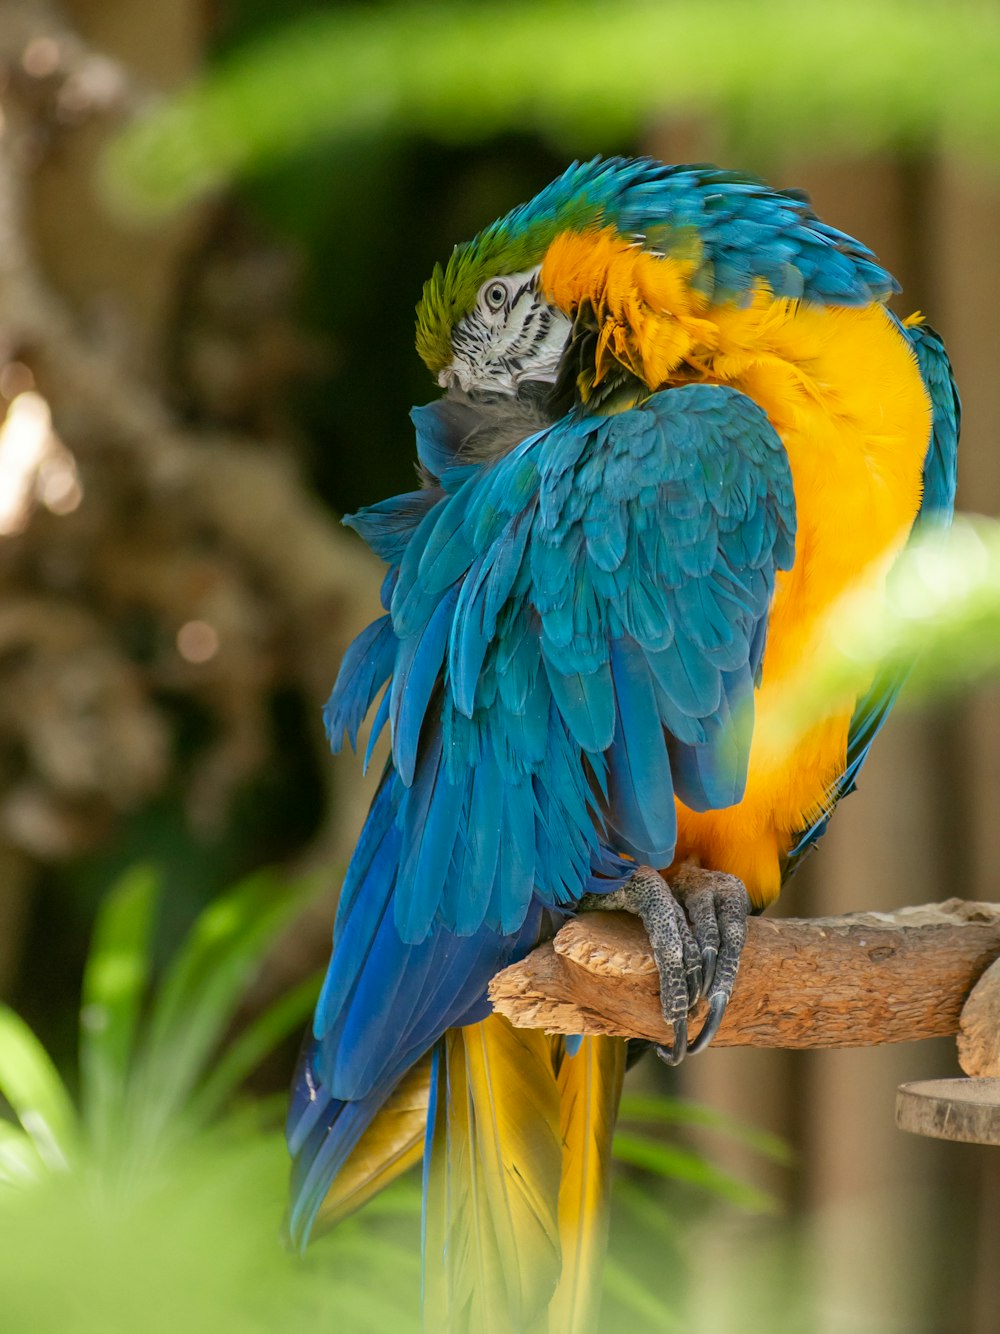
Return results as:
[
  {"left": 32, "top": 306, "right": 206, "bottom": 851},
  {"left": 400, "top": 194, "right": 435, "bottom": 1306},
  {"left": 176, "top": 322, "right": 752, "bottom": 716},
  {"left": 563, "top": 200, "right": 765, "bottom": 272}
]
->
[
  {"left": 423, "top": 1018, "right": 564, "bottom": 1334},
  {"left": 314, "top": 1054, "right": 432, "bottom": 1232},
  {"left": 548, "top": 1036, "right": 626, "bottom": 1334},
  {"left": 423, "top": 1023, "right": 626, "bottom": 1334}
]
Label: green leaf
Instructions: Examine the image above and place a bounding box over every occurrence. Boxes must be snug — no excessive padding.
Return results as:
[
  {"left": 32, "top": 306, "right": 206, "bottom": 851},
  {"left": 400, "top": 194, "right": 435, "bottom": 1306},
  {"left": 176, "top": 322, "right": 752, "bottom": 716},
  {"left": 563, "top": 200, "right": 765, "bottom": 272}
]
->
[
  {"left": 0, "top": 1006, "right": 78, "bottom": 1171},
  {"left": 104, "top": 0, "right": 1000, "bottom": 217},
  {"left": 612, "top": 1131, "right": 779, "bottom": 1214},
  {"left": 618, "top": 1093, "right": 794, "bottom": 1166},
  {"left": 126, "top": 869, "right": 322, "bottom": 1155},
  {"left": 185, "top": 969, "right": 322, "bottom": 1127},
  {"left": 79, "top": 865, "right": 159, "bottom": 1160}
]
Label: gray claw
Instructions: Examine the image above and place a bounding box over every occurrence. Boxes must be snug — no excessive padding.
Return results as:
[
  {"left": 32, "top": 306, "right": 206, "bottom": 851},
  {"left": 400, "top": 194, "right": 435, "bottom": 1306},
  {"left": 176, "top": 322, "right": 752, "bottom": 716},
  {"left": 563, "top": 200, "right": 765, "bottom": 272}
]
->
[
  {"left": 580, "top": 863, "right": 748, "bottom": 1065},
  {"left": 689, "top": 992, "right": 729, "bottom": 1055},
  {"left": 655, "top": 1016, "right": 688, "bottom": 1066}
]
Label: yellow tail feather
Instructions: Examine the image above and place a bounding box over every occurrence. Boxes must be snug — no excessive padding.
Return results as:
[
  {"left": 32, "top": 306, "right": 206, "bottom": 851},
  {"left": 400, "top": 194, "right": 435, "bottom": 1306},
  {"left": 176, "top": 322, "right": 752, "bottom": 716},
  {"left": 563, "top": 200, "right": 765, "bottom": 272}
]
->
[
  {"left": 548, "top": 1036, "right": 626, "bottom": 1334},
  {"left": 425, "top": 1015, "right": 563, "bottom": 1333},
  {"left": 315, "top": 1055, "right": 431, "bottom": 1231},
  {"left": 314, "top": 1018, "right": 626, "bottom": 1330},
  {"left": 425, "top": 1016, "right": 626, "bottom": 1334}
]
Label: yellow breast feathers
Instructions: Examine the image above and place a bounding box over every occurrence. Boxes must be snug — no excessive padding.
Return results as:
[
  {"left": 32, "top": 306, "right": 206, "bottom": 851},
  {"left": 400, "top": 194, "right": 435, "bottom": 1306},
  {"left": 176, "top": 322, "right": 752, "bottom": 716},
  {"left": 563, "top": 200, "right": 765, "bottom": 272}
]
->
[{"left": 540, "top": 229, "right": 932, "bottom": 904}]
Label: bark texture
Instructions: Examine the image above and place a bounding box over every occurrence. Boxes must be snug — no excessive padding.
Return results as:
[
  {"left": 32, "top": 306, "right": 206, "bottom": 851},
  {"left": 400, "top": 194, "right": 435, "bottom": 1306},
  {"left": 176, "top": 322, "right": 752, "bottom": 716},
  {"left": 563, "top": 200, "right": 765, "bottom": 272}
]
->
[{"left": 489, "top": 900, "right": 1000, "bottom": 1049}]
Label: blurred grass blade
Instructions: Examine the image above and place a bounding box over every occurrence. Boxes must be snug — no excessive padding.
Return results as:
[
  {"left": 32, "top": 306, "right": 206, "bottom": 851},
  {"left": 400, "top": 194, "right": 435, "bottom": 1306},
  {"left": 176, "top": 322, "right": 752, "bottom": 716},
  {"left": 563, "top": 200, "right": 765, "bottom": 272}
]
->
[
  {"left": 619, "top": 1093, "right": 793, "bottom": 1166},
  {"left": 602, "top": 1255, "right": 684, "bottom": 1332},
  {"left": 80, "top": 865, "right": 159, "bottom": 1159},
  {"left": 0, "top": 1120, "right": 45, "bottom": 1186},
  {"left": 612, "top": 1131, "right": 778, "bottom": 1214},
  {"left": 147, "top": 868, "right": 314, "bottom": 1043},
  {"left": 612, "top": 1176, "right": 686, "bottom": 1249},
  {"left": 186, "top": 969, "right": 322, "bottom": 1127},
  {"left": 0, "top": 1006, "right": 78, "bottom": 1171},
  {"left": 128, "top": 869, "right": 322, "bottom": 1147}
]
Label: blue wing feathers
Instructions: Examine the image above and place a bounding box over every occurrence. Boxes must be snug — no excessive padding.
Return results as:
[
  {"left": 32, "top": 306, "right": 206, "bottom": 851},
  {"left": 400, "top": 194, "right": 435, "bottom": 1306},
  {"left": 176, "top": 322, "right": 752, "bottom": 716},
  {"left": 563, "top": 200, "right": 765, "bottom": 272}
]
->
[
  {"left": 346, "top": 383, "right": 797, "bottom": 940},
  {"left": 292, "top": 379, "right": 796, "bottom": 1245},
  {"left": 607, "top": 638, "right": 677, "bottom": 859},
  {"left": 909, "top": 322, "right": 960, "bottom": 521},
  {"left": 344, "top": 491, "right": 439, "bottom": 565},
  {"left": 389, "top": 586, "right": 459, "bottom": 786},
  {"left": 323, "top": 615, "right": 397, "bottom": 753}
]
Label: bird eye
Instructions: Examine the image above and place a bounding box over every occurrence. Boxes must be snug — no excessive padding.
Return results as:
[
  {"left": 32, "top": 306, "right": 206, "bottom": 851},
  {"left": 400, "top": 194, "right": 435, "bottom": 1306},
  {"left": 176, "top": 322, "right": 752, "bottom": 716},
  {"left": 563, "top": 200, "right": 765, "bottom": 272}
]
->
[{"left": 483, "top": 281, "right": 508, "bottom": 312}]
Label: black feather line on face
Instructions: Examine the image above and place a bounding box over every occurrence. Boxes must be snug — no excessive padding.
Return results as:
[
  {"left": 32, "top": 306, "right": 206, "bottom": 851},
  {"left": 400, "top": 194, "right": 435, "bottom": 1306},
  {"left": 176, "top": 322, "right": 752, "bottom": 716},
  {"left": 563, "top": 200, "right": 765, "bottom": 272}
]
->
[{"left": 447, "top": 272, "right": 571, "bottom": 392}]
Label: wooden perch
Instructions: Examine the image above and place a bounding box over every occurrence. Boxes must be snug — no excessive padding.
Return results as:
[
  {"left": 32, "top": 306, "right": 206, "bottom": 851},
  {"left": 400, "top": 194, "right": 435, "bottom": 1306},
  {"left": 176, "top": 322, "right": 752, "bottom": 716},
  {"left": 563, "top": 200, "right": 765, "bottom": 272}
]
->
[{"left": 489, "top": 900, "right": 1000, "bottom": 1056}]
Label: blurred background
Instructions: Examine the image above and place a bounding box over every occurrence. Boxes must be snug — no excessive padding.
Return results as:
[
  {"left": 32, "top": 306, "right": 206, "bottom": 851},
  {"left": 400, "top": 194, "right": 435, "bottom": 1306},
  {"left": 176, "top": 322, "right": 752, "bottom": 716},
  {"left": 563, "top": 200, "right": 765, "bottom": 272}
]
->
[{"left": 0, "top": 1, "right": 998, "bottom": 1331}]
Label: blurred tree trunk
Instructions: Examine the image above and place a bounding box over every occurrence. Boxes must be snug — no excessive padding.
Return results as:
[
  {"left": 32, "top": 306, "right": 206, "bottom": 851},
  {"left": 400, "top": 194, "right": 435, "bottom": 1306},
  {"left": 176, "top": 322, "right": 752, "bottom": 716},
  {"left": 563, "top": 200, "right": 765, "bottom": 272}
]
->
[
  {"left": 931, "top": 155, "right": 1000, "bottom": 1334},
  {"left": 29, "top": 0, "right": 207, "bottom": 374},
  {"left": 0, "top": 2, "right": 385, "bottom": 1001}
]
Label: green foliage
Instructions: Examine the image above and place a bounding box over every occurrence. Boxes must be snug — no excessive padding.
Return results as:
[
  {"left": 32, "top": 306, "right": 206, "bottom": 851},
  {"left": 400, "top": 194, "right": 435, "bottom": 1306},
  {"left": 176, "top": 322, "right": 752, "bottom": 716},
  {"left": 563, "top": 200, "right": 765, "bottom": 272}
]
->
[
  {"left": 0, "top": 864, "right": 323, "bottom": 1194},
  {"left": 598, "top": 1087, "right": 794, "bottom": 1331},
  {"left": 0, "top": 1006, "right": 79, "bottom": 1181},
  {"left": 0, "top": 865, "right": 424, "bottom": 1334},
  {"left": 0, "top": 861, "right": 795, "bottom": 1332},
  {"left": 0, "top": 1133, "right": 422, "bottom": 1334},
  {"left": 106, "top": 0, "right": 1000, "bottom": 215}
]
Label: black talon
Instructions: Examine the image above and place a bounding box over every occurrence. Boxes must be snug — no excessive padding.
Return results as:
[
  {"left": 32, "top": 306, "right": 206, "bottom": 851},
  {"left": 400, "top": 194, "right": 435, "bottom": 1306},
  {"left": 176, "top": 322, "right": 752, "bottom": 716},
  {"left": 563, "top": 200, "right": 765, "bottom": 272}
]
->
[
  {"left": 655, "top": 1015, "right": 688, "bottom": 1066},
  {"left": 689, "top": 992, "right": 729, "bottom": 1055}
]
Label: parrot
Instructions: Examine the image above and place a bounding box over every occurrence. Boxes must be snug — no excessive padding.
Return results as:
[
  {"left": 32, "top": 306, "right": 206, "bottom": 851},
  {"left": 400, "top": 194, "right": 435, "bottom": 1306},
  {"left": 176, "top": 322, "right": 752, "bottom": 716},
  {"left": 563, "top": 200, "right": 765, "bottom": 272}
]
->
[{"left": 286, "top": 156, "right": 959, "bottom": 1331}]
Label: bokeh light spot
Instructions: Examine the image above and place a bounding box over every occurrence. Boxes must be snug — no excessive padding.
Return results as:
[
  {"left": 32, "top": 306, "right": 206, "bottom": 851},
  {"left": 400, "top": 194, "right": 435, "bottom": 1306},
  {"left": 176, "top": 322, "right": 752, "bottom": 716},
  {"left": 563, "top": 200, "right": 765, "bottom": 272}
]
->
[
  {"left": 21, "top": 37, "right": 61, "bottom": 79},
  {"left": 0, "top": 363, "right": 36, "bottom": 400},
  {"left": 176, "top": 620, "right": 220, "bottom": 664}
]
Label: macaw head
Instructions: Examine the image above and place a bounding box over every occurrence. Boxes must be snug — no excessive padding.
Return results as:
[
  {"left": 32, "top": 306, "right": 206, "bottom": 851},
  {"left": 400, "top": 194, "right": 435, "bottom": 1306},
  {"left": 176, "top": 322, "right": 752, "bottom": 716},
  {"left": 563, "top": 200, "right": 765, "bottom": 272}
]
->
[
  {"left": 416, "top": 156, "right": 898, "bottom": 407},
  {"left": 415, "top": 157, "right": 664, "bottom": 398},
  {"left": 414, "top": 155, "right": 715, "bottom": 403},
  {"left": 414, "top": 193, "right": 580, "bottom": 395}
]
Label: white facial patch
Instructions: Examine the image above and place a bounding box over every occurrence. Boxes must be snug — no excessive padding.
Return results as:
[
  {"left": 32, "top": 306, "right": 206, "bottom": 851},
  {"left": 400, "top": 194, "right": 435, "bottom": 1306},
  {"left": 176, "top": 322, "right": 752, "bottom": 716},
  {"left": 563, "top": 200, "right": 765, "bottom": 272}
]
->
[{"left": 442, "top": 268, "right": 572, "bottom": 395}]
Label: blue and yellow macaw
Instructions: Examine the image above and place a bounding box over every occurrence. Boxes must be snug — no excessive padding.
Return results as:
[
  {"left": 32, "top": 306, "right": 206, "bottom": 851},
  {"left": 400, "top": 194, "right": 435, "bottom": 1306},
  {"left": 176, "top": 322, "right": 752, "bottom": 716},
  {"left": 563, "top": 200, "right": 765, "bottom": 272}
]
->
[{"left": 287, "top": 157, "right": 959, "bottom": 1329}]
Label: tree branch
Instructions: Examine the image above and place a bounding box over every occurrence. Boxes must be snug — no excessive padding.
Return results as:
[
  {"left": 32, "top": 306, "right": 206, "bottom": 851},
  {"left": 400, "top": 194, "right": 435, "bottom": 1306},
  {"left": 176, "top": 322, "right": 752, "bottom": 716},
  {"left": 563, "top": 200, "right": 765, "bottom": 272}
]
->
[{"left": 489, "top": 900, "right": 1000, "bottom": 1053}]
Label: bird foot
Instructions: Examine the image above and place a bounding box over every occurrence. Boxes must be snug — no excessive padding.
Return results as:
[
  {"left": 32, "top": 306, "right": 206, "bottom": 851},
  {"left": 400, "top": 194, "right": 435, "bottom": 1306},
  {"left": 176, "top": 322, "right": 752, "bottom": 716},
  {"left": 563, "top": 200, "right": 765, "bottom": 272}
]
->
[{"left": 580, "top": 863, "right": 749, "bottom": 1065}]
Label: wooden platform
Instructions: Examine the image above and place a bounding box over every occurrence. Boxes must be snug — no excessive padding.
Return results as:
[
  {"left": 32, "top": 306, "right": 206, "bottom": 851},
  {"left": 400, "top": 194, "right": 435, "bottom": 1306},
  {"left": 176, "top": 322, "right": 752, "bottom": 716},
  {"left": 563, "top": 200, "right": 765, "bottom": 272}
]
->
[{"left": 896, "top": 1078, "right": 1000, "bottom": 1146}]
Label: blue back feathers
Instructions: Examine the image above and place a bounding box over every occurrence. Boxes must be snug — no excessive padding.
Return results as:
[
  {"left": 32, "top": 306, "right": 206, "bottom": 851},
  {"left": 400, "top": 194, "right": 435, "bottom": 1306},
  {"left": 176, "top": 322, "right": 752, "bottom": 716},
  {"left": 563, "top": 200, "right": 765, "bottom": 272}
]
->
[
  {"left": 327, "top": 385, "right": 795, "bottom": 946},
  {"left": 526, "top": 158, "right": 898, "bottom": 304}
]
